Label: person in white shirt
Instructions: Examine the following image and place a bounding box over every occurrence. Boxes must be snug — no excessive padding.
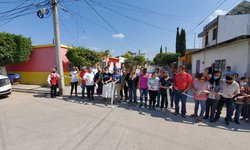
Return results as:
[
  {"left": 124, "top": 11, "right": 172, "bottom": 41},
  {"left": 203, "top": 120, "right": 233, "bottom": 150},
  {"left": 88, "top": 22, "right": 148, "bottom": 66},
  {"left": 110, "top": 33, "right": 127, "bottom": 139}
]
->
[
  {"left": 214, "top": 76, "right": 240, "bottom": 125},
  {"left": 70, "top": 66, "right": 79, "bottom": 98},
  {"left": 83, "top": 67, "right": 95, "bottom": 100},
  {"left": 92, "top": 63, "right": 98, "bottom": 75},
  {"left": 147, "top": 71, "right": 160, "bottom": 109}
]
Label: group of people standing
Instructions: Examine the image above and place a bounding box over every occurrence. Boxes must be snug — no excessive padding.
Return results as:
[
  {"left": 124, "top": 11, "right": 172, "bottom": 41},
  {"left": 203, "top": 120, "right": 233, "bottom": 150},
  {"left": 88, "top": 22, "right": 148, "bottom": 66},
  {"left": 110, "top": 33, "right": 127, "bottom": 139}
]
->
[{"left": 47, "top": 62, "right": 250, "bottom": 126}]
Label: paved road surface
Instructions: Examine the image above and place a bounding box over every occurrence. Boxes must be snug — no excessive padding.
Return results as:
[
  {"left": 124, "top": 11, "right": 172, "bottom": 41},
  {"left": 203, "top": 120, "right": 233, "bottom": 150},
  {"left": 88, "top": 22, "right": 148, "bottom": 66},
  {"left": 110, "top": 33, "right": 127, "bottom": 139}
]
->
[{"left": 0, "top": 92, "right": 250, "bottom": 150}]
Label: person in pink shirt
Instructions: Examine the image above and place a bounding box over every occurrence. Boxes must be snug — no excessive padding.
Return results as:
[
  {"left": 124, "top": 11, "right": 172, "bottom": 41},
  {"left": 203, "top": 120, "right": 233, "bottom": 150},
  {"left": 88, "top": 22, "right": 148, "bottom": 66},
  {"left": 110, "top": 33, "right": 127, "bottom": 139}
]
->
[
  {"left": 191, "top": 72, "right": 210, "bottom": 122},
  {"left": 139, "top": 68, "right": 149, "bottom": 107}
]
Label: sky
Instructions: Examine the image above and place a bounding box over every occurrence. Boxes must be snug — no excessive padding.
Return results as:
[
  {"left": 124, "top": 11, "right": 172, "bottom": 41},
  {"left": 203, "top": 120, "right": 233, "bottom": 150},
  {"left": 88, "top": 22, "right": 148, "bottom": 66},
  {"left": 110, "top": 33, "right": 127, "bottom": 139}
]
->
[{"left": 0, "top": 0, "right": 246, "bottom": 60}]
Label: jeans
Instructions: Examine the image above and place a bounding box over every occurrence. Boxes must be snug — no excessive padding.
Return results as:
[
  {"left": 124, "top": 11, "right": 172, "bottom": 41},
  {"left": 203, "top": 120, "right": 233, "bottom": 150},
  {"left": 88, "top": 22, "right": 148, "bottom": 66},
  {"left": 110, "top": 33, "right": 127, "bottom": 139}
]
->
[
  {"left": 81, "top": 83, "right": 85, "bottom": 97},
  {"left": 129, "top": 87, "right": 137, "bottom": 103},
  {"left": 140, "top": 88, "right": 148, "bottom": 104},
  {"left": 70, "top": 81, "right": 78, "bottom": 96},
  {"left": 174, "top": 90, "right": 187, "bottom": 115},
  {"left": 205, "top": 98, "right": 218, "bottom": 121},
  {"left": 234, "top": 103, "right": 243, "bottom": 121},
  {"left": 156, "top": 91, "right": 161, "bottom": 106},
  {"left": 149, "top": 90, "right": 158, "bottom": 108},
  {"left": 194, "top": 100, "right": 206, "bottom": 117},
  {"left": 170, "top": 89, "right": 174, "bottom": 108},
  {"left": 215, "top": 97, "right": 234, "bottom": 121}
]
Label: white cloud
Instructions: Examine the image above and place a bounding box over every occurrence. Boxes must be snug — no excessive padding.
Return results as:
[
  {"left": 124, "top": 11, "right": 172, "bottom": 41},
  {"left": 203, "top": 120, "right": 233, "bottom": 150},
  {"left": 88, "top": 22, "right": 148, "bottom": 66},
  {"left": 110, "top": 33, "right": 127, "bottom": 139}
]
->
[
  {"left": 209, "top": 9, "right": 227, "bottom": 21},
  {"left": 112, "top": 33, "right": 125, "bottom": 39}
]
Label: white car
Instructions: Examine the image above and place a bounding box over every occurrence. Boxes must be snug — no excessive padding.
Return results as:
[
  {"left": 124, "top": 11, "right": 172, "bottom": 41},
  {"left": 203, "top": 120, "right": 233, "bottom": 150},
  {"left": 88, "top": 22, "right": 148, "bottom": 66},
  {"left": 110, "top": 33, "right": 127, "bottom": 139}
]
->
[{"left": 0, "top": 75, "right": 12, "bottom": 97}]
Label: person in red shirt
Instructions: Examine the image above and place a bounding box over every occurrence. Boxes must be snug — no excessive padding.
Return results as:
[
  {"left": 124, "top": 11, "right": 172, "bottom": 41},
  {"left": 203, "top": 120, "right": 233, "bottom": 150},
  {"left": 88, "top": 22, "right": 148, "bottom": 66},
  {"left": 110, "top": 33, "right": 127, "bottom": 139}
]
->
[
  {"left": 173, "top": 65, "right": 193, "bottom": 118},
  {"left": 47, "top": 67, "right": 60, "bottom": 98},
  {"left": 80, "top": 67, "right": 86, "bottom": 99}
]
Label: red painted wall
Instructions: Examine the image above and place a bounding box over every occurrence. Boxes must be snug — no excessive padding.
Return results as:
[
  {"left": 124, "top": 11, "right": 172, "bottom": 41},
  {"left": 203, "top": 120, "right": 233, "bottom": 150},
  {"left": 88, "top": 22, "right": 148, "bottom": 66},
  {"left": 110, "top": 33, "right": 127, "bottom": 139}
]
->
[{"left": 6, "top": 45, "right": 70, "bottom": 72}]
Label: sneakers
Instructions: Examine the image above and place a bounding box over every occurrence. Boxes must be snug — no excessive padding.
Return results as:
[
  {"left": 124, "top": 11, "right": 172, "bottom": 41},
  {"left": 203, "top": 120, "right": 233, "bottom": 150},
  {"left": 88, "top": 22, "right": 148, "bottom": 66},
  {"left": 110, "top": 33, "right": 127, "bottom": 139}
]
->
[
  {"left": 203, "top": 116, "right": 209, "bottom": 119},
  {"left": 196, "top": 117, "right": 202, "bottom": 123}
]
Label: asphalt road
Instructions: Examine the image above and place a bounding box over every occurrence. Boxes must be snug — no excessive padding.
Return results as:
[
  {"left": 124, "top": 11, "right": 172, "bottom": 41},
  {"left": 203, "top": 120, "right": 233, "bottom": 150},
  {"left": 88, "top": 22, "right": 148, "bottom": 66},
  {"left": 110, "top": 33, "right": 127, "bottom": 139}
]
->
[{"left": 0, "top": 92, "right": 250, "bottom": 150}]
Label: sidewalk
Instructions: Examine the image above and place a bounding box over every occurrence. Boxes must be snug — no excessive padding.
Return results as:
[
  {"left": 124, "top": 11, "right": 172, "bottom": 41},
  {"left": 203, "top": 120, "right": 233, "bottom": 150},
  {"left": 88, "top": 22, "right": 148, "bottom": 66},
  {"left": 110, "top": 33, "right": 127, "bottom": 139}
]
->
[{"left": 12, "top": 84, "right": 70, "bottom": 94}]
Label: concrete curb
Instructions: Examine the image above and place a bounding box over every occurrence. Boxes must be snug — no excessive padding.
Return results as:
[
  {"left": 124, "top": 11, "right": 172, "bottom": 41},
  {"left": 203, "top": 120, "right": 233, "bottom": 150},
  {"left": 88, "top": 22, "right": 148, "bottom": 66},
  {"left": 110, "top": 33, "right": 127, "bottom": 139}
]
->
[{"left": 12, "top": 88, "right": 50, "bottom": 94}]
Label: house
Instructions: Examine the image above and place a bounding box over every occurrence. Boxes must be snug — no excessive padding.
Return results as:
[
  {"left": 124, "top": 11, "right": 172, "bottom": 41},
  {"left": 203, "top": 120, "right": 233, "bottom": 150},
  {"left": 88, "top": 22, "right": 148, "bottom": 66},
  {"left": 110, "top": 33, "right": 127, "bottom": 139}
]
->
[
  {"left": 6, "top": 44, "right": 72, "bottom": 85},
  {"left": 179, "top": 48, "right": 199, "bottom": 69},
  {"left": 192, "top": 1, "right": 250, "bottom": 77}
]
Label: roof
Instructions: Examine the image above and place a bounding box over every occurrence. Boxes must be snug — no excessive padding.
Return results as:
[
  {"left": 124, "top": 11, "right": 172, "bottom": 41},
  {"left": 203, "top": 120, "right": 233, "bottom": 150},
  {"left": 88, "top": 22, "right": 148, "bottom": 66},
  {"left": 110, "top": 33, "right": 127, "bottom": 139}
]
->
[
  {"left": 32, "top": 44, "right": 71, "bottom": 49},
  {"left": 192, "top": 35, "right": 250, "bottom": 54},
  {"left": 227, "top": 1, "right": 250, "bottom": 15}
]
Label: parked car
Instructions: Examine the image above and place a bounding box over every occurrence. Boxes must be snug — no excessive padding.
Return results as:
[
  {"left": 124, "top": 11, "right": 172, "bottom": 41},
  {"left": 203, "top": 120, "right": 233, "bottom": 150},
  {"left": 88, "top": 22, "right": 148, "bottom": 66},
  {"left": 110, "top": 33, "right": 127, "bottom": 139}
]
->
[{"left": 0, "top": 75, "right": 12, "bottom": 97}]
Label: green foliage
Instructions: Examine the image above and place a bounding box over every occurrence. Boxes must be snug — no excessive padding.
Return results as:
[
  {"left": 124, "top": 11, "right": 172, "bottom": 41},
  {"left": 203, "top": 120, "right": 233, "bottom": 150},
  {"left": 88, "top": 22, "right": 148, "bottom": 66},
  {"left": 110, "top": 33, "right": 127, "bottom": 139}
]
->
[
  {"left": 124, "top": 55, "right": 146, "bottom": 70},
  {"left": 180, "top": 29, "right": 186, "bottom": 57},
  {"left": 175, "top": 27, "right": 180, "bottom": 54},
  {"left": 153, "top": 52, "right": 179, "bottom": 66},
  {"left": 66, "top": 47, "right": 102, "bottom": 66},
  {"left": 121, "top": 51, "right": 132, "bottom": 58},
  {"left": 0, "top": 32, "right": 32, "bottom": 66},
  {"left": 160, "top": 45, "right": 163, "bottom": 54},
  {"left": 175, "top": 27, "right": 186, "bottom": 57}
]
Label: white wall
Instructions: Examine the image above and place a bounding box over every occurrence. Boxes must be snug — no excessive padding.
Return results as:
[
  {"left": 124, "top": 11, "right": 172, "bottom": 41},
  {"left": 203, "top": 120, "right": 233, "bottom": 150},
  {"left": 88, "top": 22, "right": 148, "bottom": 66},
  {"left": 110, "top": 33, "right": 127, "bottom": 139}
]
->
[
  {"left": 192, "top": 40, "right": 249, "bottom": 77},
  {"left": 218, "top": 14, "right": 250, "bottom": 43}
]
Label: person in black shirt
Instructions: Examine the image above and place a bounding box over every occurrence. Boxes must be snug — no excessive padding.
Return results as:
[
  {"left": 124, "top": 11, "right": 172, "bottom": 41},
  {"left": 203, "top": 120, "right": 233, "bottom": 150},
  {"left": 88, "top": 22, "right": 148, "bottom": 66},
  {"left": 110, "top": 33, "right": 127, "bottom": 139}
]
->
[
  {"left": 103, "top": 67, "right": 112, "bottom": 84},
  {"left": 159, "top": 71, "right": 172, "bottom": 110},
  {"left": 128, "top": 69, "right": 139, "bottom": 104}
]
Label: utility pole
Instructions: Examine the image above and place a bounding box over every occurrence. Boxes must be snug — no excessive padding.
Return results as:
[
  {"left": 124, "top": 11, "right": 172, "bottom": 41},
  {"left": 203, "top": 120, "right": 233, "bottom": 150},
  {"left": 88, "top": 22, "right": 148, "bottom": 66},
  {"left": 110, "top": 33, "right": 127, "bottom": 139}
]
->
[{"left": 52, "top": 0, "right": 65, "bottom": 95}]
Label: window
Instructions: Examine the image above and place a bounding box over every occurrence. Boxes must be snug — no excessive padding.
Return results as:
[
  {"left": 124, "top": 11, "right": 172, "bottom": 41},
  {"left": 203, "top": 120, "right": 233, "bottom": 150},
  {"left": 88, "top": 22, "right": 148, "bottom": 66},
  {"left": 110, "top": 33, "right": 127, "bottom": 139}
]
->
[
  {"left": 205, "top": 35, "right": 208, "bottom": 46},
  {"left": 215, "top": 59, "right": 226, "bottom": 72},
  {"left": 212, "top": 28, "right": 217, "bottom": 40}
]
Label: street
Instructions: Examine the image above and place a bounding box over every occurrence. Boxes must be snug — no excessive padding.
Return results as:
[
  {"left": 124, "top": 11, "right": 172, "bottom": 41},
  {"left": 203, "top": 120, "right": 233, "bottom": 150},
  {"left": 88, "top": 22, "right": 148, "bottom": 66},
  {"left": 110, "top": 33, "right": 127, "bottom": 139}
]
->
[{"left": 0, "top": 92, "right": 250, "bottom": 150}]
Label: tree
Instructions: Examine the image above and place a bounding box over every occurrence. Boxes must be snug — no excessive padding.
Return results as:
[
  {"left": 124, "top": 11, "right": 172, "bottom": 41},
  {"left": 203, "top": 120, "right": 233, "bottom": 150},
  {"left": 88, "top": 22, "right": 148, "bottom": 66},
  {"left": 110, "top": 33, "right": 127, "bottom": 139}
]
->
[
  {"left": 180, "top": 29, "right": 186, "bottom": 57},
  {"left": 160, "top": 45, "right": 163, "bottom": 54},
  {"left": 66, "top": 47, "right": 102, "bottom": 67},
  {"left": 175, "top": 27, "right": 180, "bottom": 54},
  {"left": 153, "top": 52, "right": 179, "bottom": 66},
  {"left": 159, "top": 53, "right": 179, "bottom": 65},
  {"left": 0, "top": 32, "right": 32, "bottom": 66},
  {"left": 121, "top": 51, "right": 132, "bottom": 58},
  {"left": 123, "top": 55, "right": 146, "bottom": 71},
  {"left": 134, "top": 55, "right": 146, "bottom": 66}
]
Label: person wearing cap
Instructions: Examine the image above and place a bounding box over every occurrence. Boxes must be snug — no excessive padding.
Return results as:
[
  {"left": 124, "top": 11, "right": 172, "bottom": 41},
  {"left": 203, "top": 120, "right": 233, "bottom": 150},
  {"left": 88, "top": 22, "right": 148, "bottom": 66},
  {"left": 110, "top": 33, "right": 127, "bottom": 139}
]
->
[
  {"left": 214, "top": 76, "right": 240, "bottom": 125},
  {"left": 173, "top": 65, "right": 193, "bottom": 118}
]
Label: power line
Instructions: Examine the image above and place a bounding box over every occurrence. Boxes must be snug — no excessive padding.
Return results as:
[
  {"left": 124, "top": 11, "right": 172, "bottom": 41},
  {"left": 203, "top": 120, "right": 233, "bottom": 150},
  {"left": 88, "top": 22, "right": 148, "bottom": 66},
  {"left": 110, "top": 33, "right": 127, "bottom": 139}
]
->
[
  {"left": 187, "top": 0, "right": 226, "bottom": 34},
  {"left": 83, "top": 0, "right": 119, "bottom": 33},
  {"left": 110, "top": 0, "right": 197, "bottom": 25},
  {"left": 88, "top": 0, "right": 175, "bottom": 32}
]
